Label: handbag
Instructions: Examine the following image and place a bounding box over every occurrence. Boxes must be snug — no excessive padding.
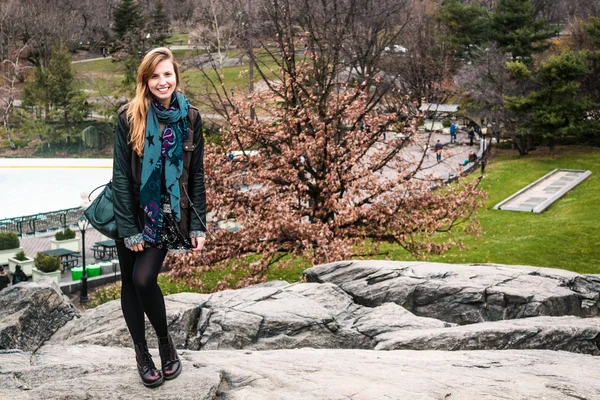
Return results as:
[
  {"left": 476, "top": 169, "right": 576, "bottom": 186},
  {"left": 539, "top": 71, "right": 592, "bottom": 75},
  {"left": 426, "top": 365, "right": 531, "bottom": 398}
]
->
[{"left": 84, "top": 181, "right": 118, "bottom": 239}]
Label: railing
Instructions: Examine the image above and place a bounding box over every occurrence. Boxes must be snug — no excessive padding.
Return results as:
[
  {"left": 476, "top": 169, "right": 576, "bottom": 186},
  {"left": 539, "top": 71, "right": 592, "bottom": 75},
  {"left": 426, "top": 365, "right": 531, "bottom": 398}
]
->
[{"left": 0, "top": 207, "right": 84, "bottom": 237}]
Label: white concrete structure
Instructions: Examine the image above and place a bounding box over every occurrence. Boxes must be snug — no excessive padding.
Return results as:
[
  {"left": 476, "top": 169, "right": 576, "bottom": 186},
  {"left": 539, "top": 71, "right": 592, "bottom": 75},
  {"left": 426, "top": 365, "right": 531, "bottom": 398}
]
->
[{"left": 494, "top": 169, "right": 592, "bottom": 213}]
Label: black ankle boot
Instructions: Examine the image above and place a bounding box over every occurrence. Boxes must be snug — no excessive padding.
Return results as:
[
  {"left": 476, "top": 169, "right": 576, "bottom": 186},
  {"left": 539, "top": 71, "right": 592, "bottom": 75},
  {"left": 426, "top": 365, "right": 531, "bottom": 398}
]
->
[
  {"left": 134, "top": 341, "right": 164, "bottom": 388},
  {"left": 158, "top": 334, "right": 182, "bottom": 380}
]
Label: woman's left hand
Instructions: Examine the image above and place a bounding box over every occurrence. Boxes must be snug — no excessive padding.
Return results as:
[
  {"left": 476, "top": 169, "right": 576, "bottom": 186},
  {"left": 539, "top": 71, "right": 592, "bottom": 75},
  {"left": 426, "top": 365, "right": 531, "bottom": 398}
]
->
[{"left": 191, "top": 236, "right": 206, "bottom": 252}]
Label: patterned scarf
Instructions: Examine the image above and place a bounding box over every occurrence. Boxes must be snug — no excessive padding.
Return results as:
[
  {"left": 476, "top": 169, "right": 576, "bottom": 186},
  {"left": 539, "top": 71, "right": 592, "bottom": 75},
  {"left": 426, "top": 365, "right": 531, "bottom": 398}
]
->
[{"left": 140, "top": 93, "right": 189, "bottom": 243}]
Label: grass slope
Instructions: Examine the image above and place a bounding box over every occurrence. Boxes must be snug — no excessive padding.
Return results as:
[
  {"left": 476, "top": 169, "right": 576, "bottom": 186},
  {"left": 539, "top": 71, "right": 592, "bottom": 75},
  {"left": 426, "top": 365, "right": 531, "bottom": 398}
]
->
[{"left": 376, "top": 146, "right": 600, "bottom": 274}]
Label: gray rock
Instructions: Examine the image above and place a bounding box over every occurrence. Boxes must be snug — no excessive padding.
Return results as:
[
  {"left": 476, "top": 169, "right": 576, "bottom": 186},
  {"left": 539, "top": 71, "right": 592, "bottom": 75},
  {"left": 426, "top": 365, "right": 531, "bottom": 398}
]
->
[
  {"left": 193, "top": 282, "right": 373, "bottom": 350},
  {"left": 2, "top": 344, "right": 600, "bottom": 399},
  {"left": 303, "top": 260, "right": 600, "bottom": 324},
  {"left": 49, "top": 282, "right": 449, "bottom": 351},
  {"left": 0, "top": 279, "right": 79, "bottom": 351},
  {"left": 47, "top": 291, "right": 211, "bottom": 349},
  {"left": 375, "top": 315, "right": 600, "bottom": 354},
  {"left": 44, "top": 280, "right": 600, "bottom": 356}
]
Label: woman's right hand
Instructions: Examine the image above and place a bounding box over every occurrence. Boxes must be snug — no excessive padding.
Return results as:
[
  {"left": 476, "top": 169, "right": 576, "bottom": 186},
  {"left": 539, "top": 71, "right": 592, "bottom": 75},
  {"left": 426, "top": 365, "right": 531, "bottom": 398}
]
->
[{"left": 128, "top": 243, "right": 144, "bottom": 252}]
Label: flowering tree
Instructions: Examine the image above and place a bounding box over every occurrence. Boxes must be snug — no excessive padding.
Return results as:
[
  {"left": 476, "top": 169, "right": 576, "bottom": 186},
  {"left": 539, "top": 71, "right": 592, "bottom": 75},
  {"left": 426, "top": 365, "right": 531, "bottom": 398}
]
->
[{"left": 168, "top": 0, "right": 484, "bottom": 290}]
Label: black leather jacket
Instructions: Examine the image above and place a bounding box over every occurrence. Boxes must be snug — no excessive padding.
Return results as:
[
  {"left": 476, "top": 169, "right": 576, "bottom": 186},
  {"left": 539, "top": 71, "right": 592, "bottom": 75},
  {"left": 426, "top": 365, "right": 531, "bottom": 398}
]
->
[{"left": 112, "top": 104, "right": 206, "bottom": 241}]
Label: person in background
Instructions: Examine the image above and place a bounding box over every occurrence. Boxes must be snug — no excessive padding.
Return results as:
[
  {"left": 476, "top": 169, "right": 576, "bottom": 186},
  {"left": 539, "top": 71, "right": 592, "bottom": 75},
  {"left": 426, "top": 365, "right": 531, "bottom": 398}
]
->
[
  {"left": 12, "top": 264, "right": 28, "bottom": 285},
  {"left": 434, "top": 140, "right": 443, "bottom": 162},
  {"left": 468, "top": 126, "right": 475, "bottom": 146},
  {"left": 112, "top": 47, "right": 207, "bottom": 388},
  {"left": 0, "top": 266, "right": 10, "bottom": 290},
  {"left": 449, "top": 122, "right": 457, "bottom": 144}
]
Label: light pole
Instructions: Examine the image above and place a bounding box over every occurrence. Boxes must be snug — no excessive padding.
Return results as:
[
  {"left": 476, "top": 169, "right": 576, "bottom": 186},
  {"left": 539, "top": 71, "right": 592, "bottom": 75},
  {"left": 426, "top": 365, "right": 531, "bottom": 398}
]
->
[
  {"left": 480, "top": 124, "right": 488, "bottom": 175},
  {"left": 481, "top": 124, "right": 487, "bottom": 154},
  {"left": 247, "top": 0, "right": 255, "bottom": 121},
  {"left": 77, "top": 216, "right": 90, "bottom": 303}
]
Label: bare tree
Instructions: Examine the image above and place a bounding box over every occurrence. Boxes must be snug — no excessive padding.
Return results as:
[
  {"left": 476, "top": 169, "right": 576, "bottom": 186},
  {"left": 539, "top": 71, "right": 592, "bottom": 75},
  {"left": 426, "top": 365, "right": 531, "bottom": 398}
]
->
[
  {"left": 169, "top": 0, "right": 485, "bottom": 290},
  {"left": 0, "top": 1, "right": 23, "bottom": 62},
  {"left": 18, "top": 0, "right": 84, "bottom": 66},
  {"left": 381, "top": 4, "right": 455, "bottom": 111},
  {"left": 456, "top": 45, "right": 535, "bottom": 155},
  {"left": 0, "top": 45, "right": 29, "bottom": 149},
  {"left": 190, "top": 0, "right": 245, "bottom": 77},
  {"left": 340, "top": 0, "right": 415, "bottom": 80}
]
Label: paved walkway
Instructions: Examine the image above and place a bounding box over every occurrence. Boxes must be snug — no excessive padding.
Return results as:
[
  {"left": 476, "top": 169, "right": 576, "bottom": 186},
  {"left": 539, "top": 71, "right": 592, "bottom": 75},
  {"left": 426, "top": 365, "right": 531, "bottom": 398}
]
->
[
  {"left": 376, "top": 126, "right": 485, "bottom": 183},
  {"left": 20, "top": 228, "right": 106, "bottom": 284}
]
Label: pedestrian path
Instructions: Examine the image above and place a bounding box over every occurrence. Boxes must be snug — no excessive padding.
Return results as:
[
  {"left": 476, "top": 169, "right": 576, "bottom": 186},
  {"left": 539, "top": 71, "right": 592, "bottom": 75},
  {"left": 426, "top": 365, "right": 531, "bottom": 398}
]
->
[
  {"left": 375, "top": 126, "right": 487, "bottom": 184},
  {"left": 20, "top": 228, "right": 104, "bottom": 284}
]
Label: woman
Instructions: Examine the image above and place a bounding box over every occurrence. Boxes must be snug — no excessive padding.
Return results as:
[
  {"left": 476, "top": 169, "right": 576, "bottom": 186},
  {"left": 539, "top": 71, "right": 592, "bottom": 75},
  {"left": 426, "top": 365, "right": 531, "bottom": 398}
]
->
[{"left": 112, "top": 47, "right": 206, "bottom": 388}]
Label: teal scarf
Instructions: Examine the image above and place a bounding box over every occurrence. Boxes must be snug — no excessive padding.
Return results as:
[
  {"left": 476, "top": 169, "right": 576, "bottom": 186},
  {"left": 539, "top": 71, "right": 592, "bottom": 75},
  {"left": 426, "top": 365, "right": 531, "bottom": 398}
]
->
[{"left": 140, "top": 93, "right": 189, "bottom": 243}]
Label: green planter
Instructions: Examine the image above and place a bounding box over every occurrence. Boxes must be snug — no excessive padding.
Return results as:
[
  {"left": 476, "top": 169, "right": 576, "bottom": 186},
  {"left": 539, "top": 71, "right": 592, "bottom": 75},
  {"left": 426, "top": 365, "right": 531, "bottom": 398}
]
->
[
  {"left": 71, "top": 266, "right": 83, "bottom": 281},
  {"left": 87, "top": 264, "right": 101, "bottom": 277}
]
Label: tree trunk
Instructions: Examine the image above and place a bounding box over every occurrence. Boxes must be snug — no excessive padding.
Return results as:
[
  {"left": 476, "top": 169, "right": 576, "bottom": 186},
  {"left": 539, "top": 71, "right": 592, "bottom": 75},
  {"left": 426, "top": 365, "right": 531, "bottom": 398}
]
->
[
  {"left": 548, "top": 137, "right": 555, "bottom": 157},
  {"left": 511, "top": 133, "right": 528, "bottom": 155}
]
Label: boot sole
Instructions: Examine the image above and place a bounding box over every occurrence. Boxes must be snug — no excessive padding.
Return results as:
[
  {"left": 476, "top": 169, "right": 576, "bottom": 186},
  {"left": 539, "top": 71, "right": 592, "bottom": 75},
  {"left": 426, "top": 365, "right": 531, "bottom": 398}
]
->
[
  {"left": 164, "top": 362, "right": 182, "bottom": 381},
  {"left": 142, "top": 375, "right": 164, "bottom": 388}
]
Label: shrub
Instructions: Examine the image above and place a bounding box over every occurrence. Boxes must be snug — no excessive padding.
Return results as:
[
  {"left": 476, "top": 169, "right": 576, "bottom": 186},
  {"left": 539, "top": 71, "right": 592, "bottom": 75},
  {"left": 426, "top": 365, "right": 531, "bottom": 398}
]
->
[
  {"left": 0, "top": 139, "right": 28, "bottom": 148},
  {"left": 14, "top": 250, "right": 28, "bottom": 261},
  {"left": 34, "top": 252, "right": 61, "bottom": 273},
  {"left": 0, "top": 232, "right": 20, "bottom": 250},
  {"left": 88, "top": 282, "right": 122, "bottom": 307},
  {"left": 442, "top": 119, "right": 452, "bottom": 128},
  {"left": 14, "top": 139, "right": 29, "bottom": 148},
  {"left": 55, "top": 227, "right": 76, "bottom": 240}
]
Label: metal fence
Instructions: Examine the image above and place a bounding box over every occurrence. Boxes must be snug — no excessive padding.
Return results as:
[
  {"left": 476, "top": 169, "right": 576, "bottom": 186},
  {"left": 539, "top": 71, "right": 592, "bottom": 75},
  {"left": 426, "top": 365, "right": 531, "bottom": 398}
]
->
[{"left": 0, "top": 207, "right": 84, "bottom": 237}]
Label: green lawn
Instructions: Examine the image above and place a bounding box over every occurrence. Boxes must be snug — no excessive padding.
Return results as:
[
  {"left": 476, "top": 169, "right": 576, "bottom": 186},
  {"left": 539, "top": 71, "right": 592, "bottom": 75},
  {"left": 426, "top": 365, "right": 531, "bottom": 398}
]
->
[
  {"left": 72, "top": 58, "right": 125, "bottom": 95},
  {"left": 166, "top": 32, "right": 190, "bottom": 45},
  {"left": 374, "top": 145, "right": 600, "bottom": 274},
  {"left": 72, "top": 58, "right": 125, "bottom": 74},
  {"left": 182, "top": 49, "right": 281, "bottom": 93}
]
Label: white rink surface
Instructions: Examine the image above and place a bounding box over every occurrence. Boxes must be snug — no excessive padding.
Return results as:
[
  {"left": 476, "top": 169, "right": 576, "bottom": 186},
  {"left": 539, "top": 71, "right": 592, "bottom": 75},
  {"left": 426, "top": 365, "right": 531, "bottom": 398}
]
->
[{"left": 0, "top": 158, "right": 113, "bottom": 219}]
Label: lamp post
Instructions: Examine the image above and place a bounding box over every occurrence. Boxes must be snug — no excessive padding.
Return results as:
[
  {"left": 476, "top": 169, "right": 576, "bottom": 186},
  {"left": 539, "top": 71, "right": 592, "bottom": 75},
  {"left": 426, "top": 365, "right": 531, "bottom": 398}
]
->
[
  {"left": 77, "top": 216, "right": 90, "bottom": 303},
  {"left": 481, "top": 124, "right": 487, "bottom": 154},
  {"left": 480, "top": 124, "right": 488, "bottom": 175},
  {"left": 247, "top": 0, "right": 255, "bottom": 121}
]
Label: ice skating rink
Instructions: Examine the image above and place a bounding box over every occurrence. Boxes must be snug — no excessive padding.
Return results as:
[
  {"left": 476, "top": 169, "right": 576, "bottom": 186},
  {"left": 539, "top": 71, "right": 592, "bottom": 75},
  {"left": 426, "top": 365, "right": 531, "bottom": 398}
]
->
[{"left": 0, "top": 158, "right": 113, "bottom": 219}]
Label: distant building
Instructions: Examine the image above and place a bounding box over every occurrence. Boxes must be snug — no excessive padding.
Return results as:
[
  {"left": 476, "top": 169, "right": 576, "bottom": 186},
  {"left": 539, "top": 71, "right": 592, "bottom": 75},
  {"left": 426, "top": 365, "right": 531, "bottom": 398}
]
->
[{"left": 419, "top": 103, "right": 460, "bottom": 120}]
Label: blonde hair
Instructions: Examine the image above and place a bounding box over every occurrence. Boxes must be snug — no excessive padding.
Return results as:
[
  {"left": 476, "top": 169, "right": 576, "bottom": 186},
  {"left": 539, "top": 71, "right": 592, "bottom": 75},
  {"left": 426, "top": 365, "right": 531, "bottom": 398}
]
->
[{"left": 126, "top": 47, "right": 181, "bottom": 156}]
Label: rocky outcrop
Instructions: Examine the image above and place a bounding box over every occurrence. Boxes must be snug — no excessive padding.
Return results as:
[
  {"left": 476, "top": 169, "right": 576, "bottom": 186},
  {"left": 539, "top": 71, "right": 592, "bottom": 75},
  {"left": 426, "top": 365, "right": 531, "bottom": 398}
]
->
[
  {"left": 3, "top": 261, "right": 600, "bottom": 398},
  {"left": 45, "top": 279, "right": 600, "bottom": 355},
  {"left": 48, "top": 282, "right": 451, "bottom": 350},
  {"left": 2, "top": 345, "right": 600, "bottom": 399},
  {"left": 375, "top": 315, "right": 600, "bottom": 353},
  {"left": 0, "top": 278, "right": 79, "bottom": 351},
  {"left": 303, "top": 260, "right": 600, "bottom": 324}
]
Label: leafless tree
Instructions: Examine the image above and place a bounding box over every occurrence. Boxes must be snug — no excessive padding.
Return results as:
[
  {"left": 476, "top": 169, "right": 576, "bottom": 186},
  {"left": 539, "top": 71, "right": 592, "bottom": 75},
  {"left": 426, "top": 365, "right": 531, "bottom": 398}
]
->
[
  {"left": 190, "top": 0, "right": 245, "bottom": 77},
  {"left": 456, "top": 44, "right": 535, "bottom": 154},
  {"left": 378, "top": 1, "right": 455, "bottom": 119},
  {"left": 0, "top": 1, "right": 23, "bottom": 62},
  {"left": 0, "top": 45, "right": 29, "bottom": 149},
  {"left": 16, "top": 0, "right": 83, "bottom": 65}
]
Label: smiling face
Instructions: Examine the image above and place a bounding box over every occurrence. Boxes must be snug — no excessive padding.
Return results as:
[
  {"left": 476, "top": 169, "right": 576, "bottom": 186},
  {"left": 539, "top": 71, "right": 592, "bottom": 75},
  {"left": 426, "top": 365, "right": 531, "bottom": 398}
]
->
[{"left": 147, "top": 58, "right": 177, "bottom": 108}]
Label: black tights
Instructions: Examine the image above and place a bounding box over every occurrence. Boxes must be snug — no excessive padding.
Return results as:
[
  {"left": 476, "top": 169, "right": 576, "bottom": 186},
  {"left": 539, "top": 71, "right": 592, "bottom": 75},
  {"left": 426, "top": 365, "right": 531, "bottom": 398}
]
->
[{"left": 116, "top": 242, "right": 168, "bottom": 344}]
